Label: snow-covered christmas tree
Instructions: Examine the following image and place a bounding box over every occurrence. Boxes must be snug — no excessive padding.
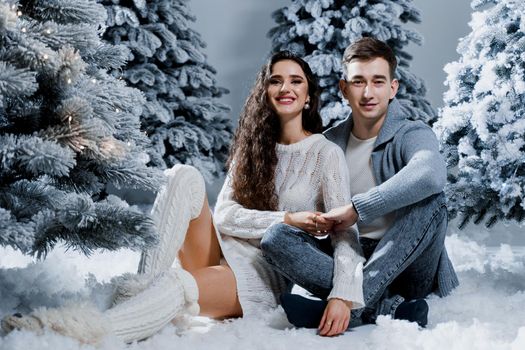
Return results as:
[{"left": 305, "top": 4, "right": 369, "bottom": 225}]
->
[
  {"left": 269, "top": 0, "right": 436, "bottom": 126},
  {"left": 434, "top": 0, "right": 525, "bottom": 228},
  {"left": 101, "top": 0, "right": 233, "bottom": 182},
  {"left": 0, "top": 0, "right": 162, "bottom": 257}
]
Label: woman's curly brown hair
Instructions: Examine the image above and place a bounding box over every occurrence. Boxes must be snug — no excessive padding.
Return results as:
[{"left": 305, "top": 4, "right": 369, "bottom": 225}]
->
[{"left": 227, "top": 51, "right": 323, "bottom": 210}]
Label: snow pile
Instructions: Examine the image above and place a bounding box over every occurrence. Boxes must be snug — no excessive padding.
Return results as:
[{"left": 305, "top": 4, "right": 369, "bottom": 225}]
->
[{"left": 1, "top": 235, "right": 524, "bottom": 350}]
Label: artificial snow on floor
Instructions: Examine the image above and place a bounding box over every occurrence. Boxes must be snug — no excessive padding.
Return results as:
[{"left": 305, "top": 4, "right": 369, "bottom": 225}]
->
[{"left": 0, "top": 234, "right": 524, "bottom": 350}]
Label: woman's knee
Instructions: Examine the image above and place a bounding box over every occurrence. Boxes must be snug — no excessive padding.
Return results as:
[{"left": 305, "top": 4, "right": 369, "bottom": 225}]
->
[
  {"left": 164, "top": 164, "right": 204, "bottom": 190},
  {"left": 163, "top": 164, "right": 206, "bottom": 217}
]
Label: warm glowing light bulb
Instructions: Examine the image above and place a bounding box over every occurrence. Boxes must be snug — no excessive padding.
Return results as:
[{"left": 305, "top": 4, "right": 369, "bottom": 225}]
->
[
  {"left": 21, "top": 28, "right": 26, "bottom": 33},
  {"left": 43, "top": 54, "right": 48, "bottom": 60},
  {"left": 17, "top": 10, "right": 22, "bottom": 16},
  {"left": 46, "top": 29, "right": 51, "bottom": 34},
  {"left": 67, "top": 78, "right": 72, "bottom": 84},
  {"left": 115, "top": 108, "right": 120, "bottom": 113}
]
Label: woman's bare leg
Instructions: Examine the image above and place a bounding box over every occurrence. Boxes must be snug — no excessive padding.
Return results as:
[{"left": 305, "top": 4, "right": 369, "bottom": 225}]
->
[
  {"left": 193, "top": 265, "right": 242, "bottom": 318},
  {"left": 179, "top": 196, "right": 221, "bottom": 271},
  {"left": 179, "top": 195, "right": 242, "bottom": 319}
]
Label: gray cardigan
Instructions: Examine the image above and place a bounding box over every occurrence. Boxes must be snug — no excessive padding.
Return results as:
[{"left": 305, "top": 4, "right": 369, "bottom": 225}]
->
[
  {"left": 324, "top": 98, "right": 446, "bottom": 224},
  {"left": 324, "top": 98, "right": 458, "bottom": 296}
]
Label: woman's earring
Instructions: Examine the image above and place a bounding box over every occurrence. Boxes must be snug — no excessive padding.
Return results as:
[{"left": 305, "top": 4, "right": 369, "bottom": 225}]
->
[{"left": 304, "top": 99, "right": 310, "bottom": 110}]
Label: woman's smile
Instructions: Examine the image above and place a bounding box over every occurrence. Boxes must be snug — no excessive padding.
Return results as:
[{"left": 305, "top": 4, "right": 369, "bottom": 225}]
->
[{"left": 275, "top": 95, "right": 297, "bottom": 104}]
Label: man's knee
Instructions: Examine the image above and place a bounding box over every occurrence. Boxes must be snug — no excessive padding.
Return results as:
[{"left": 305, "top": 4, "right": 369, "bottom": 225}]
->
[
  {"left": 422, "top": 195, "right": 448, "bottom": 243},
  {"left": 400, "top": 192, "right": 448, "bottom": 238},
  {"left": 413, "top": 192, "right": 447, "bottom": 219}
]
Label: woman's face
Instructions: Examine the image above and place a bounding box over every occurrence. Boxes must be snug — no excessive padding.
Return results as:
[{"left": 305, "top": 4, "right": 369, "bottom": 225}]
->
[{"left": 267, "top": 59, "right": 309, "bottom": 121}]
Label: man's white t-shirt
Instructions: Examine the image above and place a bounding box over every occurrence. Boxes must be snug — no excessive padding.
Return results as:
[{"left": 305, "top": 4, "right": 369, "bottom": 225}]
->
[{"left": 346, "top": 132, "right": 394, "bottom": 240}]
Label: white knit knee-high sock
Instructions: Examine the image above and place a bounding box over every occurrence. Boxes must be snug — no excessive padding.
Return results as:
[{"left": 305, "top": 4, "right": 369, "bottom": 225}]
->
[
  {"left": 106, "top": 268, "right": 199, "bottom": 343},
  {"left": 138, "top": 164, "right": 206, "bottom": 275}
]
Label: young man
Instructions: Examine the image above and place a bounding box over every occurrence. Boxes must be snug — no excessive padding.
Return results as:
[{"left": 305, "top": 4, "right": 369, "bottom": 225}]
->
[{"left": 260, "top": 37, "right": 458, "bottom": 336}]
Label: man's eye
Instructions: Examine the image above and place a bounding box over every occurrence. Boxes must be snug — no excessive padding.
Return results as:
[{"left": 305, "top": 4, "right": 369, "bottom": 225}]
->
[
  {"left": 352, "top": 80, "right": 364, "bottom": 85},
  {"left": 374, "top": 80, "right": 385, "bottom": 85}
]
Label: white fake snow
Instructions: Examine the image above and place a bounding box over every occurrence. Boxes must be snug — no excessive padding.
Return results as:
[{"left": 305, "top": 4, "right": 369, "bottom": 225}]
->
[{"left": 0, "top": 234, "right": 524, "bottom": 350}]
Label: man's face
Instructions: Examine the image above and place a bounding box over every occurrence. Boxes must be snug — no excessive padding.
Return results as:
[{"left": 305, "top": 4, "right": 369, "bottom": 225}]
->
[{"left": 339, "top": 57, "right": 398, "bottom": 126}]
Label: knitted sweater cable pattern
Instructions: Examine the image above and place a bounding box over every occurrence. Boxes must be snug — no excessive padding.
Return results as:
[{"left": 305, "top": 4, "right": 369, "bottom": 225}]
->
[{"left": 214, "top": 134, "right": 365, "bottom": 316}]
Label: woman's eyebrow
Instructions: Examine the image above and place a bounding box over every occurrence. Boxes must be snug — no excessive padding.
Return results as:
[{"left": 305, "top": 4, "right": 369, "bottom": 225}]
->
[{"left": 270, "top": 74, "right": 305, "bottom": 79}]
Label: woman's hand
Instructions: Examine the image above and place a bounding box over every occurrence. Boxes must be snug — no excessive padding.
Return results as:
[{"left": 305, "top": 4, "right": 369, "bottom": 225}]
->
[
  {"left": 318, "top": 298, "right": 352, "bottom": 336},
  {"left": 284, "top": 211, "right": 333, "bottom": 236}
]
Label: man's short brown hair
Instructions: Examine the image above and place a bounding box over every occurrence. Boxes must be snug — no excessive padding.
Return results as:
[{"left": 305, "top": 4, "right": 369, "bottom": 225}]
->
[{"left": 341, "top": 37, "right": 397, "bottom": 80}]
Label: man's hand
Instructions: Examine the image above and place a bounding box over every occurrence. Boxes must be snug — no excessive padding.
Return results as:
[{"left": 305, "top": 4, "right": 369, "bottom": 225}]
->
[
  {"left": 320, "top": 203, "right": 358, "bottom": 232},
  {"left": 318, "top": 298, "right": 352, "bottom": 336},
  {"left": 284, "top": 211, "right": 333, "bottom": 236}
]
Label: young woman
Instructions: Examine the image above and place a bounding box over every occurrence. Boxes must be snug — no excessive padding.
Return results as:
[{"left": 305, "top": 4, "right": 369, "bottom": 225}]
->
[{"left": 1, "top": 51, "right": 364, "bottom": 343}]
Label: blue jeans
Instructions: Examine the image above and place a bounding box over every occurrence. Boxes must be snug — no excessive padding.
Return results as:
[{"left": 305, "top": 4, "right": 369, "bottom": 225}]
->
[{"left": 260, "top": 193, "right": 455, "bottom": 324}]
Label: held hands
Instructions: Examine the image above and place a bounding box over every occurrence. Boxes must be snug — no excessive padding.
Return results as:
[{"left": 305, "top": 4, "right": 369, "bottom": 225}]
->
[
  {"left": 318, "top": 298, "right": 352, "bottom": 336},
  {"left": 320, "top": 203, "right": 358, "bottom": 232},
  {"left": 284, "top": 211, "right": 333, "bottom": 236},
  {"left": 284, "top": 202, "right": 358, "bottom": 236}
]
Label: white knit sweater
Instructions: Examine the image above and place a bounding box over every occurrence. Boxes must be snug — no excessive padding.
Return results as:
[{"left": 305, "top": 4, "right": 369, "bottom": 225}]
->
[{"left": 213, "top": 134, "right": 365, "bottom": 316}]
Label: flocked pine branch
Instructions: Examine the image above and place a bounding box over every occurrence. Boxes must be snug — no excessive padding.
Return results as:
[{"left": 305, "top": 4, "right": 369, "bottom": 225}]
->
[
  {"left": 0, "top": 0, "right": 162, "bottom": 257},
  {"left": 100, "top": 0, "right": 233, "bottom": 182},
  {"left": 433, "top": 0, "right": 525, "bottom": 228}
]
